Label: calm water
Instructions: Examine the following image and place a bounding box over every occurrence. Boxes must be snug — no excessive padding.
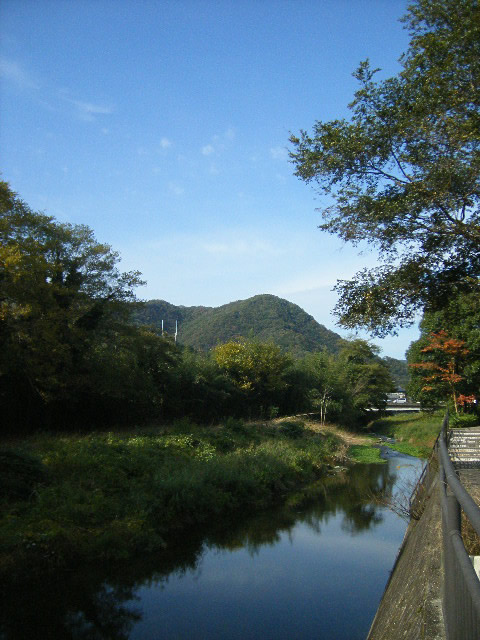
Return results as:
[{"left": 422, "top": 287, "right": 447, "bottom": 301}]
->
[{"left": 1, "top": 455, "right": 423, "bottom": 640}]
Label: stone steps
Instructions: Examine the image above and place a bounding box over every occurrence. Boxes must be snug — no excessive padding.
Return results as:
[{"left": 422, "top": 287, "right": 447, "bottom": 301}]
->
[{"left": 449, "top": 429, "right": 480, "bottom": 469}]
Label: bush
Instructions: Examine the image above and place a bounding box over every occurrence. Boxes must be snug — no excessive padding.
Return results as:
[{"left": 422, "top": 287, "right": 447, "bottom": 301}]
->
[
  {"left": 223, "top": 417, "right": 247, "bottom": 433},
  {"left": 450, "top": 413, "right": 479, "bottom": 429},
  {"left": 0, "top": 450, "right": 49, "bottom": 501},
  {"left": 278, "top": 420, "right": 305, "bottom": 439}
]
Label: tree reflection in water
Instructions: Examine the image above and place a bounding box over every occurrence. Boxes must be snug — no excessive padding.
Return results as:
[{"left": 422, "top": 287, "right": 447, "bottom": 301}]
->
[{"left": 0, "top": 461, "right": 399, "bottom": 640}]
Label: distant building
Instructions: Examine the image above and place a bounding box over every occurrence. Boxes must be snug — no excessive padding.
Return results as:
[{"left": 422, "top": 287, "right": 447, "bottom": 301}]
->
[{"left": 387, "top": 392, "right": 406, "bottom": 403}]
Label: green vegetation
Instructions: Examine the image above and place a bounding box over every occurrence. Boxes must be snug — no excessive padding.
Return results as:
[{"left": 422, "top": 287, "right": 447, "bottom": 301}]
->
[
  {"left": 0, "top": 419, "right": 342, "bottom": 571},
  {"left": 134, "top": 296, "right": 408, "bottom": 390},
  {"left": 369, "top": 411, "right": 444, "bottom": 458},
  {"left": 407, "top": 291, "right": 480, "bottom": 412},
  {"left": 300, "top": 340, "right": 395, "bottom": 426},
  {"left": 135, "top": 294, "right": 345, "bottom": 356},
  {"left": 383, "top": 356, "right": 409, "bottom": 392},
  {"left": 0, "top": 180, "right": 396, "bottom": 431},
  {"left": 0, "top": 181, "right": 179, "bottom": 431},
  {"left": 383, "top": 441, "right": 429, "bottom": 459},
  {"left": 290, "top": 0, "right": 480, "bottom": 336},
  {"left": 348, "top": 444, "right": 384, "bottom": 464},
  {"left": 350, "top": 411, "right": 447, "bottom": 462}
]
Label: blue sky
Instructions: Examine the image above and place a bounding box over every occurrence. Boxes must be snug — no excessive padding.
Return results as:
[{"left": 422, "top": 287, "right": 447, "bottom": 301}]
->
[{"left": 0, "top": 0, "right": 418, "bottom": 358}]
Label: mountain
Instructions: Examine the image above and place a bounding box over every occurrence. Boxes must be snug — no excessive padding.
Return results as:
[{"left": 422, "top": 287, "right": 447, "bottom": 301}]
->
[
  {"left": 382, "top": 356, "right": 410, "bottom": 392},
  {"left": 135, "top": 294, "right": 344, "bottom": 356},
  {"left": 134, "top": 294, "right": 408, "bottom": 388}
]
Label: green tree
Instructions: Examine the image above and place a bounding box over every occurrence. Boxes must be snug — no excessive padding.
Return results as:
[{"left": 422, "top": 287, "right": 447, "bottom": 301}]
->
[
  {"left": 162, "top": 348, "right": 241, "bottom": 422},
  {"left": 213, "top": 339, "right": 292, "bottom": 417},
  {"left": 289, "top": 0, "right": 480, "bottom": 336},
  {"left": 301, "top": 350, "right": 344, "bottom": 424},
  {"left": 0, "top": 182, "right": 146, "bottom": 428},
  {"left": 407, "top": 291, "right": 480, "bottom": 409},
  {"left": 338, "top": 340, "right": 395, "bottom": 422}
]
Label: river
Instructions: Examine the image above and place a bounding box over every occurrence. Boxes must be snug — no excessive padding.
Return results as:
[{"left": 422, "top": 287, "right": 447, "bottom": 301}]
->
[{"left": 0, "top": 454, "right": 423, "bottom": 640}]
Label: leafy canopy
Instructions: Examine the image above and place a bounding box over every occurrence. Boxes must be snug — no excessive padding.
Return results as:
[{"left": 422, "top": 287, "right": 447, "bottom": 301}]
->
[
  {"left": 0, "top": 181, "right": 160, "bottom": 426},
  {"left": 409, "top": 330, "right": 471, "bottom": 412},
  {"left": 407, "top": 290, "right": 480, "bottom": 408},
  {"left": 289, "top": 0, "right": 480, "bottom": 335}
]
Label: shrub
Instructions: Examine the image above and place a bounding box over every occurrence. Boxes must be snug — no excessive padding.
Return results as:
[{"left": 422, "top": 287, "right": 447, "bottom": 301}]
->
[
  {"left": 450, "top": 413, "right": 479, "bottom": 429},
  {"left": 278, "top": 420, "right": 305, "bottom": 439},
  {"left": 223, "top": 417, "right": 247, "bottom": 433},
  {"left": 0, "top": 450, "right": 49, "bottom": 501}
]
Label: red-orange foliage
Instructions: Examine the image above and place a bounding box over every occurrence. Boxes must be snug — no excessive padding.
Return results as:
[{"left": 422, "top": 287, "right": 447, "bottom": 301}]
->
[
  {"left": 458, "top": 394, "right": 477, "bottom": 407},
  {"left": 409, "top": 330, "right": 470, "bottom": 413}
]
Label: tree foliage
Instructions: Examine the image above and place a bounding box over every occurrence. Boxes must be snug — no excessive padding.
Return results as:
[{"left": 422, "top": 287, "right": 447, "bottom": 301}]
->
[
  {"left": 0, "top": 183, "right": 399, "bottom": 432},
  {"left": 407, "top": 290, "right": 480, "bottom": 410},
  {"left": 136, "top": 294, "right": 344, "bottom": 356},
  {"left": 301, "top": 350, "right": 344, "bottom": 425},
  {"left": 0, "top": 182, "right": 178, "bottom": 428},
  {"left": 301, "top": 340, "right": 394, "bottom": 426},
  {"left": 213, "top": 339, "right": 293, "bottom": 417},
  {"left": 289, "top": 0, "right": 480, "bottom": 335},
  {"left": 409, "top": 330, "right": 470, "bottom": 412},
  {"left": 338, "top": 340, "right": 395, "bottom": 420}
]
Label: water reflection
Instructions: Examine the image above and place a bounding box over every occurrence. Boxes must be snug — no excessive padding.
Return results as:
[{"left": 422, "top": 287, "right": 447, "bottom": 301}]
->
[{"left": 0, "top": 459, "right": 417, "bottom": 640}]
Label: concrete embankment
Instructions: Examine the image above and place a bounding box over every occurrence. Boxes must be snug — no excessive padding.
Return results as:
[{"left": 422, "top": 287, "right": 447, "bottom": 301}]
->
[{"left": 367, "top": 463, "right": 446, "bottom": 640}]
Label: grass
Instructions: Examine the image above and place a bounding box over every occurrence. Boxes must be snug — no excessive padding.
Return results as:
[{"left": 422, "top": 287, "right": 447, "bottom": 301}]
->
[
  {"left": 347, "top": 410, "right": 447, "bottom": 463},
  {"left": 0, "top": 418, "right": 343, "bottom": 571},
  {"left": 367, "top": 410, "right": 444, "bottom": 458},
  {"left": 347, "top": 444, "right": 385, "bottom": 464},
  {"left": 383, "top": 441, "right": 431, "bottom": 458}
]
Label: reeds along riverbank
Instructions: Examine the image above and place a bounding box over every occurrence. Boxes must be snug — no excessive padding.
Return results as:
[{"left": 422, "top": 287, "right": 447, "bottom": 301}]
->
[{"left": 0, "top": 418, "right": 346, "bottom": 572}]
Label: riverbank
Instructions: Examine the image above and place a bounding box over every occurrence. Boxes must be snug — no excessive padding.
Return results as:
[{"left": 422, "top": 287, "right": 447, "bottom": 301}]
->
[
  {"left": 368, "top": 411, "right": 443, "bottom": 457},
  {"left": 346, "top": 411, "right": 444, "bottom": 464},
  {"left": 0, "top": 417, "right": 359, "bottom": 574},
  {"left": 1, "top": 446, "right": 412, "bottom": 640},
  {"left": 367, "top": 459, "right": 445, "bottom": 640}
]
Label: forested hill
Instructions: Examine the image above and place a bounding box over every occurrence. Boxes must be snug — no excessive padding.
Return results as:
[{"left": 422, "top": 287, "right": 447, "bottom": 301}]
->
[
  {"left": 135, "top": 294, "right": 344, "bottom": 356},
  {"left": 135, "top": 294, "right": 409, "bottom": 389}
]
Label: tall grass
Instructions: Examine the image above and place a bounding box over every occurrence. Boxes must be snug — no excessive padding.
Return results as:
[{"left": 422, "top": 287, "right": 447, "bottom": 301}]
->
[
  {"left": 368, "top": 410, "right": 444, "bottom": 457},
  {"left": 0, "top": 419, "right": 340, "bottom": 569}
]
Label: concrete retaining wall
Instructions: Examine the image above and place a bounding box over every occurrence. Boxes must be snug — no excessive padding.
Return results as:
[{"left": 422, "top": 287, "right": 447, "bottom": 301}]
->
[{"left": 367, "top": 467, "right": 446, "bottom": 640}]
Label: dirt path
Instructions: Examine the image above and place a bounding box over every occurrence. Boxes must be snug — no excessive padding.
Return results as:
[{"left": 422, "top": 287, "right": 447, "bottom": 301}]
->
[{"left": 271, "top": 414, "right": 372, "bottom": 461}]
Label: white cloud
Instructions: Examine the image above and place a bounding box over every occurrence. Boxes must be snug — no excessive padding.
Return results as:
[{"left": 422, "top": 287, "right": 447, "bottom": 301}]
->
[
  {"left": 201, "top": 237, "right": 281, "bottom": 257},
  {"left": 201, "top": 144, "right": 215, "bottom": 156},
  {"left": 274, "top": 272, "right": 339, "bottom": 296},
  {"left": 0, "top": 57, "right": 38, "bottom": 90},
  {"left": 200, "top": 128, "right": 235, "bottom": 158},
  {"left": 160, "top": 137, "right": 172, "bottom": 149},
  {"left": 0, "top": 58, "right": 114, "bottom": 126},
  {"left": 59, "top": 91, "right": 113, "bottom": 121},
  {"left": 270, "top": 146, "right": 288, "bottom": 161},
  {"left": 168, "top": 182, "right": 184, "bottom": 196}
]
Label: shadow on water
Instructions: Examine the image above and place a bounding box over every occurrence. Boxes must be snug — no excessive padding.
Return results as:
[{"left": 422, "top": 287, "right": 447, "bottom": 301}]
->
[{"left": 0, "top": 461, "right": 408, "bottom": 640}]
